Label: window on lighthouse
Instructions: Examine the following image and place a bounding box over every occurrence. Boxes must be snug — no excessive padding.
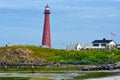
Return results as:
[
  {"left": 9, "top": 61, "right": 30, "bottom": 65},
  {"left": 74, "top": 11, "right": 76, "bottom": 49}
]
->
[{"left": 46, "top": 7, "right": 49, "bottom": 10}]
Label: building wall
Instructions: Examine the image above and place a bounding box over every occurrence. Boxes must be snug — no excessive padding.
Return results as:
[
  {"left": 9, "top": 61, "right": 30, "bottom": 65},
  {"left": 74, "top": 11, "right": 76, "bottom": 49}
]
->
[
  {"left": 109, "top": 41, "right": 116, "bottom": 46},
  {"left": 67, "top": 43, "right": 77, "bottom": 50}
]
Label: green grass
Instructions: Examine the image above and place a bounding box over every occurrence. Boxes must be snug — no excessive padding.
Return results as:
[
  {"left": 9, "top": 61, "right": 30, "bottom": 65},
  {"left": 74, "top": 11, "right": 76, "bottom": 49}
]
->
[
  {"left": 0, "top": 77, "right": 49, "bottom": 80},
  {"left": 74, "top": 72, "right": 118, "bottom": 79},
  {"left": 0, "top": 77, "right": 29, "bottom": 80},
  {"left": 0, "top": 65, "right": 82, "bottom": 72},
  {"left": 0, "top": 45, "right": 120, "bottom": 65}
]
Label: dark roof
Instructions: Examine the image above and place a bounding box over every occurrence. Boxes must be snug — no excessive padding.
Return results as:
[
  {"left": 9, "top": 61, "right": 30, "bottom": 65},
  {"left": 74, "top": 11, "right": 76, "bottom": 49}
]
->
[{"left": 92, "top": 38, "right": 113, "bottom": 43}]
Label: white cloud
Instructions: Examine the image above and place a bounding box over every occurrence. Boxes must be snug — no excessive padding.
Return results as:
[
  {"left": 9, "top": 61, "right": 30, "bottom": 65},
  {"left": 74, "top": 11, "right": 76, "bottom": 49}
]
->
[
  {"left": 108, "top": 14, "right": 119, "bottom": 17},
  {"left": 0, "top": 0, "right": 42, "bottom": 9},
  {"left": 0, "top": 3, "right": 13, "bottom": 8},
  {"left": 0, "top": 0, "right": 118, "bottom": 10},
  {"left": 83, "top": 15, "right": 95, "bottom": 18},
  {"left": 112, "top": 0, "right": 120, "bottom": 2},
  {"left": 52, "top": 4, "right": 112, "bottom": 11}
]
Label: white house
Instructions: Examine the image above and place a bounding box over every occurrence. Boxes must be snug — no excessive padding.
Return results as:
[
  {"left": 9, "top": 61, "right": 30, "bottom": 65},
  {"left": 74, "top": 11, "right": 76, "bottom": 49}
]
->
[
  {"left": 91, "top": 38, "right": 116, "bottom": 49},
  {"left": 66, "top": 38, "right": 117, "bottom": 50}
]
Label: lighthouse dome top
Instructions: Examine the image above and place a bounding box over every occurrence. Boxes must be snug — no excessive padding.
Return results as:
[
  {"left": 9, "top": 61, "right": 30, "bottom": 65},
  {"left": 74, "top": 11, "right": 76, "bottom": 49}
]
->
[{"left": 45, "top": 4, "right": 50, "bottom": 10}]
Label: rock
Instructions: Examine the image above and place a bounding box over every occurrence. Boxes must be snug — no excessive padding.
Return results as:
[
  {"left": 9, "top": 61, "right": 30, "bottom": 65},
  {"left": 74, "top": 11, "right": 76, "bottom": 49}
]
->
[{"left": 13, "top": 48, "right": 33, "bottom": 56}]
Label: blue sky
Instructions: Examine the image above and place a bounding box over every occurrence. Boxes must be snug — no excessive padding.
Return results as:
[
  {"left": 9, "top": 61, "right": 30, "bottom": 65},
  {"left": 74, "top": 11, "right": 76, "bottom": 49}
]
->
[{"left": 0, "top": 0, "right": 120, "bottom": 49}]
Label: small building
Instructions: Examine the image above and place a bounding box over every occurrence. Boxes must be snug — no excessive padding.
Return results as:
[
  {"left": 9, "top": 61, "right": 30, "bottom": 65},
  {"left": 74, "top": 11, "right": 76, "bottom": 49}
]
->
[
  {"left": 67, "top": 43, "right": 89, "bottom": 50},
  {"left": 67, "top": 43, "right": 78, "bottom": 50},
  {"left": 91, "top": 38, "right": 116, "bottom": 49}
]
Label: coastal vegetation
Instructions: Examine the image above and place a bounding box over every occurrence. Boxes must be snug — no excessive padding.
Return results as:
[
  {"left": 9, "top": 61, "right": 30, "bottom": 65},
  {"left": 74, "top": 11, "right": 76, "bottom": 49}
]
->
[
  {"left": 0, "top": 77, "right": 48, "bottom": 80},
  {"left": 74, "top": 72, "right": 118, "bottom": 79},
  {"left": 0, "top": 45, "right": 120, "bottom": 65},
  {"left": 0, "top": 72, "right": 118, "bottom": 80}
]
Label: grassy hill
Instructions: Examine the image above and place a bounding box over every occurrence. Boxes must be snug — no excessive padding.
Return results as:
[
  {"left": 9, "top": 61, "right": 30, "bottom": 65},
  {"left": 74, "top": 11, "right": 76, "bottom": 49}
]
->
[{"left": 0, "top": 45, "right": 120, "bottom": 65}]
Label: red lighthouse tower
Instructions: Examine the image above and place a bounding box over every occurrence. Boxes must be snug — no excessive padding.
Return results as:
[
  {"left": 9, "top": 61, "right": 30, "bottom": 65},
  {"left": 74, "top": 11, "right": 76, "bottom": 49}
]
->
[{"left": 42, "top": 5, "right": 51, "bottom": 48}]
